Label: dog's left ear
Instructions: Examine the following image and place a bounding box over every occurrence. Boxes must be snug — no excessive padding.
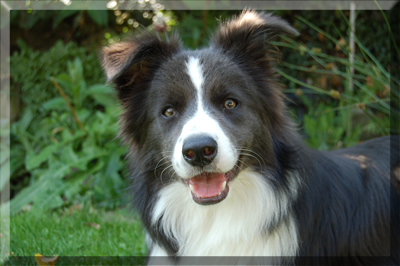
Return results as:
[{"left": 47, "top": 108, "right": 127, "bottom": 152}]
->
[{"left": 211, "top": 10, "right": 299, "bottom": 65}]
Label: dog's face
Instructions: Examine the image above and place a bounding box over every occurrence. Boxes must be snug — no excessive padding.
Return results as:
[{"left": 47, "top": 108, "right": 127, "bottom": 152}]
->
[
  {"left": 151, "top": 52, "right": 267, "bottom": 205},
  {"left": 102, "top": 11, "right": 299, "bottom": 205}
]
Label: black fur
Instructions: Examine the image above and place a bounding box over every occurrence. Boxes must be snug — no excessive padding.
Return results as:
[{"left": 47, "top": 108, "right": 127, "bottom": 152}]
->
[{"left": 294, "top": 137, "right": 399, "bottom": 264}]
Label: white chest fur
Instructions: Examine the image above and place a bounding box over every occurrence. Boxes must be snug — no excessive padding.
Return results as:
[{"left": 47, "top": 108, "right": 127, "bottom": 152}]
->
[{"left": 150, "top": 170, "right": 299, "bottom": 257}]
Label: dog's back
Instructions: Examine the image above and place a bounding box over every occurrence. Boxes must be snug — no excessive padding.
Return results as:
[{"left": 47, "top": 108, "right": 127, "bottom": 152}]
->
[{"left": 294, "top": 136, "right": 399, "bottom": 264}]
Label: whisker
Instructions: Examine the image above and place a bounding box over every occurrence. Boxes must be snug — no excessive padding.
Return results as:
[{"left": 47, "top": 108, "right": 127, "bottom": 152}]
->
[
  {"left": 237, "top": 148, "right": 266, "bottom": 166},
  {"left": 154, "top": 156, "right": 172, "bottom": 179},
  {"left": 239, "top": 152, "right": 264, "bottom": 170},
  {"left": 237, "top": 159, "right": 249, "bottom": 170},
  {"left": 236, "top": 160, "right": 247, "bottom": 172},
  {"left": 167, "top": 167, "right": 178, "bottom": 183},
  {"left": 160, "top": 165, "right": 174, "bottom": 184},
  {"left": 232, "top": 137, "right": 244, "bottom": 145},
  {"left": 153, "top": 160, "right": 171, "bottom": 171}
]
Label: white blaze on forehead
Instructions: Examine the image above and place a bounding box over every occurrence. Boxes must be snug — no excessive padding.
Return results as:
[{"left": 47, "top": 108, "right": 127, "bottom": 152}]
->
[
  {"left": 187, "top": 57, "right": 203, "bottom": 95},
  {"left": 171, "top": 56, "right": 237, "bottom": 179}
]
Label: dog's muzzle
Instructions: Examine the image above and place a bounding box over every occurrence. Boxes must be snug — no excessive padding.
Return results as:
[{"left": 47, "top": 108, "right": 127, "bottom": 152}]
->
[
  {"left": 180, "top": 134, "right": 239, "bottom": 205},
  {"left": 182, "top": 135, "right": 217, "bottom": 167}
]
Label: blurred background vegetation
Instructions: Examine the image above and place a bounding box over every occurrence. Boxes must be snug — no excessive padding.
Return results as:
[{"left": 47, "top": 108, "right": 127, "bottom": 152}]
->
[{"left": 2, "top": 0, "right": 399, "bottom": 258}]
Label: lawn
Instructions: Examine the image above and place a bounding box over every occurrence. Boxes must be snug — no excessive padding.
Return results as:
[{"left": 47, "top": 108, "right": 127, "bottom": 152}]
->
[{"left": 6, "top": 206, "right": 147, "bottom": 265}]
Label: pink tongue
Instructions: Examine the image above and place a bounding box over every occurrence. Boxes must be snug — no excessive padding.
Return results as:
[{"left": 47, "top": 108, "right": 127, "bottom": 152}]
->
[{"left": 189, "top": 173, "right": 226, "bottom": 198}]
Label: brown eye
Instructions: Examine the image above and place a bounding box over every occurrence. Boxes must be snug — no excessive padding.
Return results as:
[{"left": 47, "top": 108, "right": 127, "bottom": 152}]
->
[
  {"left": 163, "top": 107, "right": 176, "bottom": 118},
  {"left": 224, "top": 99, "right": 237, "bottom": 109}
]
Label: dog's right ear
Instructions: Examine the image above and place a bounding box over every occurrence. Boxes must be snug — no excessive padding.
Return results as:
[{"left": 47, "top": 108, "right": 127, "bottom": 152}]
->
[
  {"left": 101, "top": 32, "right": 181, "bottom": 98},
  {"left": 101, "top": 33, "right": 181, "bottom": 146}
]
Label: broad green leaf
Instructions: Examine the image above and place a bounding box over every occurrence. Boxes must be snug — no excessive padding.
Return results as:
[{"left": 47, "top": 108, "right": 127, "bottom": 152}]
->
[
  {"left": 60, "top": 146, "right": 78, "bottom": 165},
  {"left": 33, "top": 179, "right": 65, "bottom": 210},
  {"left": 76, "top": 108, "right": 90, "bottom": 124},
  {"left": 43, "top": 97, "right": 67, "bottom": 111},
  {"left": 91, "top": 94, "right": 116, "bottom": 107},
  {"left": 17, "top": 108, "right": 34, "bottom": 132},
  {"left": 60, "top": 129, "right": 86, "bottom": 144},
  {"left": 25, "top": 144, "right": 59, "bottom": 171},
  {"left": 63, "top": 160, "right": 104, "bottom": 200},
  {"left": 10, "top": 155, "right": 24, "bottom": 177},
  {"left": 104, "top": 151, "right": 123, "bottom": 189},
  {"left": 85, "top": 84, "right": 115, "bottom": 107},
  {"left": 10, "top": 177, "right": 51, "bottom": 215},
  {"left": 11, "top": 162, "right": 69, "bottom": 214},
  {"left": 52, "top": 74, "right": 72, "bottom": 90},
  {"left": 86, "top": 84, "right": 113, "bottom": 95}
]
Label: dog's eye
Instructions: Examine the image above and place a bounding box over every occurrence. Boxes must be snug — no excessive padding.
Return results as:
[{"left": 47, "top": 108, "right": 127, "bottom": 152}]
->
[
  {"left": 224, "top": 99, "right": 237, "bottom": 109},
  {"left": 163, "top": 107, "right": 176, "bottom": 118}
]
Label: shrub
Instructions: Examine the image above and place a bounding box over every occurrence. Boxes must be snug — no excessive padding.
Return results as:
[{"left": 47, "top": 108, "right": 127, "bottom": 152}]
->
[
  {"left": 272, "top": 11, "right": 392, "bottom": 149},
  {"left": 11, "top": 40, "right": 104, "bottom": 115},
  {"left": 10, "top": 54, "right": 127, "bottom": 214}
]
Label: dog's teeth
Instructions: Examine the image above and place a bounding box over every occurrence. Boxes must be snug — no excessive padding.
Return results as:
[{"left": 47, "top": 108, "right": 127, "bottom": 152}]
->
[
  {"left": 189, "top": 184, "right": 194, "bottom": 193},
  {"left": 221, "top": 181, "right": 226, "bottom": 191}
]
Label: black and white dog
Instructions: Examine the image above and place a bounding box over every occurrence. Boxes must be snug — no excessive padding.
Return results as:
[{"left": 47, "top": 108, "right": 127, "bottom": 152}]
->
[{"left": 102, "top": 11, "right": 399, "bottom": 265}]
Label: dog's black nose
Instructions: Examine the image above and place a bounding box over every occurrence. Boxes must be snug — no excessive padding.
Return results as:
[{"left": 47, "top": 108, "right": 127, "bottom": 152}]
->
[{"left": 182, "top": 135, "right": 217, "bottom": 167}]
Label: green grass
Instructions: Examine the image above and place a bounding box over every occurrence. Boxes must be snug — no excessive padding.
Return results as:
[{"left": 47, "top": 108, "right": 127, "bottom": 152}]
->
[{"left": 7, "top": 206, "right": 147, "bottom": 265}]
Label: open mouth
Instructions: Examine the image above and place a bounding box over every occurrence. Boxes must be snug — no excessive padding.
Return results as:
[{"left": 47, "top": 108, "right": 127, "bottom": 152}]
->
[{"left": 183, "top": 164, "right": 239, "bottom": 205}]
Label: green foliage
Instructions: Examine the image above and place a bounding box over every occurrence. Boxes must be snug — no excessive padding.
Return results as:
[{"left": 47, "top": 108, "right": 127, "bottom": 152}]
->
[
  {"left": 11, "top": 10, "right": 110, "bottom": 30},
  {"left": 10, "top": 56, "right": 127, "bottom": 215},
  {"left": 176, "top": 11, "right": 236, "bottom": 49},
  {"left": 301, "top": 101, "right": 361, "bottom": 150},
  {"left": 273, "top": 11, "right": 392, "bottom": 149},
  {"left": 274, "top": 10, "right": 392, "bottom": 70},
  {"left": 11, "top": 40, "right": 104, "bottom": 114},
  {"left": 8, "top": 207, "right": 146, "bottom": 260}
]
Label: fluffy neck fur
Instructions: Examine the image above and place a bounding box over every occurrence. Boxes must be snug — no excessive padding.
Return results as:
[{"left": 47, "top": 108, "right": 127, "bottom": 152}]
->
[{"left": 151, "top": 169, "right": 299, "bottom": 257}]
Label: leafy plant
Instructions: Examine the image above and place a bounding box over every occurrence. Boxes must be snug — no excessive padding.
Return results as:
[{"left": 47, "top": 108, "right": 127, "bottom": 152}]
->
[
  {"left": 300, "top": 100, "right": 362, "bottom": 150},
  {"left": 273, "top": 10, "right": 392, "bottom": 149},
  {"left": 11, "top": 40, "right": 104, "bottom": 114},
  {"left": 9, "top": 56, "right": 127, "bottom": 215},
  {"left": 176, "top": 11, "right": 236, "bottom": 49}
]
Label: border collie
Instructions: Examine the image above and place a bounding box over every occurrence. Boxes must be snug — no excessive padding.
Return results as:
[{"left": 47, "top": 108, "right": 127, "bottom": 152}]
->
[{"left": 101, "top": 11, "right": 399, "bottom": 265}]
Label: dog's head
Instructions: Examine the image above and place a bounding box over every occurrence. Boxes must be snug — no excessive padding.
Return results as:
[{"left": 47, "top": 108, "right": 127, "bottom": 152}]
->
[{"left": 102, "top": 11, "right": 299, "bottom": 205}]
